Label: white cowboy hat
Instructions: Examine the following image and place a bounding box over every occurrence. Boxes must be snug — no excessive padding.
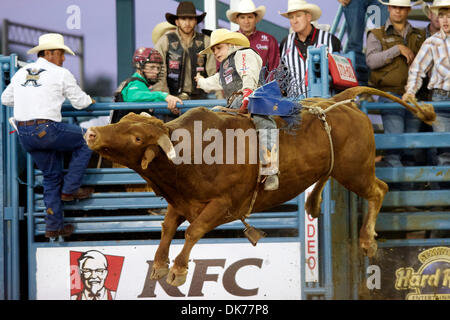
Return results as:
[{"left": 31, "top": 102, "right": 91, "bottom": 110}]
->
[
  {"left": 27, "top": 33, "right": 75, "bottom": 55},
  {"left": 430, "top": 0, "right": 450, "bottom": 10},
  {"left": 226, "top": 0, "right": 266, "bottom": 24},
  {"left": 199, "top": 28, "right": 250, "bottom": 55},
  {"left": 152, "top": 21, "right": 177, "bottom": 45},
  {"left": 378, "top": 0, "right": 421, "bottom": 7},
  {"left": 279, "top": 0, "right": 322, "bottom": 21}
]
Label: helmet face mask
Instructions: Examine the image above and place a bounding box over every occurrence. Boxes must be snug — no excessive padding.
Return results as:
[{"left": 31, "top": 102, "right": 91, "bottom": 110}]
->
[{"left": 133, "top": 47, "right": 163, "bottom": 84}]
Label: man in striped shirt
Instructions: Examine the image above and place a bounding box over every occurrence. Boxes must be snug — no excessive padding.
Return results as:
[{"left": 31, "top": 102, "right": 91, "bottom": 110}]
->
[
  {"left": 279, "top": 0, "right": 341, "bottom": 97},
  {"left": 403, "top": 2, "right": 450, "bottom": 166}
]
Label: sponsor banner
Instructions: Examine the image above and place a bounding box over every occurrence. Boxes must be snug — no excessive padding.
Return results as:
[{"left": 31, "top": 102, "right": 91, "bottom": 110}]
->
[
  {"left": 304, "top": 184, "right": 319, "bottom": 282},
  {"left": 365, "top": 246, "right": 450, "bottom": 300},
  {"left": 36, "top": 242, "right": 301, "bottom": 300}
]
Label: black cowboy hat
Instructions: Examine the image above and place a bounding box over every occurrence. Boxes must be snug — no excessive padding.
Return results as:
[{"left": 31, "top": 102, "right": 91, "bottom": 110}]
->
[{"left": 166, "top": 1, "right": 207, "bottom": 26}]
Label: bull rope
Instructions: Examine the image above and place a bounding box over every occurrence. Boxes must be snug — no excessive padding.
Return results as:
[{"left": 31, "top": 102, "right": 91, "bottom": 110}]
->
[{"left": 303, "top": 98, "right": 355, "bottom": 177}]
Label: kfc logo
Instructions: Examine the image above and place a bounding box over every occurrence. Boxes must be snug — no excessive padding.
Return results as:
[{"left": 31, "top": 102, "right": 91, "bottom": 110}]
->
[{"left": 70, "top": 250, "right": 124, "bottom": 300}]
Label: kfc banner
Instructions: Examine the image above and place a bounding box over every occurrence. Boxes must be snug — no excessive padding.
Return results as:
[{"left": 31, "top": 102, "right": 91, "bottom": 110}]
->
[{"left": 35, "top": 242, "right": 301, "bottom": 300}]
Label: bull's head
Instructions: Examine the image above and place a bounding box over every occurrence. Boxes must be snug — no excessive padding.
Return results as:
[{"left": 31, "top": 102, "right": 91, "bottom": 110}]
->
[{"left": 85, "top": 112, "right": 176, "bottom": 170}]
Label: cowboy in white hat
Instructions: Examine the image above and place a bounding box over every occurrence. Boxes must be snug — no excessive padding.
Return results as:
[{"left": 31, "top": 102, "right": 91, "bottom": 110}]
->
[
  {"left": 366, "top": 0, "right": 426, "bottom": 170},
  {"left": 1, "top": 33, "right": 95, "bottom": 239},
  {"left": 279, "top": 0, "right": 342, "bottom": 96},
  {"left": 195, "top": 29, "right": 280, "bottom": 191},
  {"left": 403, "top": 0, "right": 450, "bottom": 167},
  {"left": 153, "top": 1, "right": 219, "bottom": 102},
  {"left": 27, "top": 33, "right": 75, "bottom": 57},
  {"left": 226, "top": 0, "right": 280, "bottom": 72}
]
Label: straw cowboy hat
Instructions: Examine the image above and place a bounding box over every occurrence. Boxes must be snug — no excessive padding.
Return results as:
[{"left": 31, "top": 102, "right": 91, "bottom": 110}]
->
[
  {"left": 226, "top": 0, "right": 266, "bottom": 24},
  {"left": 199, "top": 29, "right": 250, "bottom": 55},
  {"left": 27, "top": 33, "right": 75, "bottom": 55},
  {"left": 152, "top": 21, "right": 176, "bottom": 45},
  {"left": 165, "top": 1, "right": 207, "bottom": 26},
  {"left": 279, "top": 0, "right": 322, "bottom": 21},
  {"left": 378, "top": 0, "right": 421, "bottom": 7}
]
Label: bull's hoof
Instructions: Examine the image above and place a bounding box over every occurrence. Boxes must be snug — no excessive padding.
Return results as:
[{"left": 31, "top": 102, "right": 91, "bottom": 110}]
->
[
  {"left": 150, "top": 265, "right": 169, "bottom": 280},
  {"left": 166, "top": 267, "right": 188, "bottom": 287},
  {"left": 360, "top": 240, "right": 378, "bottom": 258}
]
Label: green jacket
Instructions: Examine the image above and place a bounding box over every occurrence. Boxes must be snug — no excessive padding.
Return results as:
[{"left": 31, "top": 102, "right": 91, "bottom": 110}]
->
[{"left": 122, "top": 72, "right": 168, "bottom": 102}]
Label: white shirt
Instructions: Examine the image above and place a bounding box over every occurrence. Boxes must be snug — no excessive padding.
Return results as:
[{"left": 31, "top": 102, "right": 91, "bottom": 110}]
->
[
  {"left": 406, "top": 29, "right": 450, "bottom": 94},
  {"left": 1, "top": 57, "right": 92, "bottom": 122}
]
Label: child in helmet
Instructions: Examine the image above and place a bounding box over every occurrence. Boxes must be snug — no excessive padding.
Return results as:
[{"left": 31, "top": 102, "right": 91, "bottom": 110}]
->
[
  {"left": 112, "top": 47, "right": 182, "bottom": 122},
  {"left": 195, "top": 29, "right": 279, "bottom": 191}
]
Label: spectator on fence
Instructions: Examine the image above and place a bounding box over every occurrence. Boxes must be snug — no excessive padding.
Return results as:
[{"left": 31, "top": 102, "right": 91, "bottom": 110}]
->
[
  {"left": 195, "top": 29, "right": 280, "bottom": 191},
  {"left": 1, "top": 33, "right": 95, "bottom": 238},
  {"left": 366, "top": 0, "right": 426, "bottom": 173},
  {"left": 226, "top": 0, "right": 280, "bottom": 73},
  {"left": 153, "top": 1, "right": 219, "bottom": 103},
  {"left": 279, "top": 0, "right": 342, "bottom": 97},
  {"left": 111, "top": 47, "right": 182, "bottom": 123},
  {"left": 403, "top": 1, "right": 450, "bottom": 167},
  {"left": 337, "top": 0, "right": 388, "bottom": 85}
]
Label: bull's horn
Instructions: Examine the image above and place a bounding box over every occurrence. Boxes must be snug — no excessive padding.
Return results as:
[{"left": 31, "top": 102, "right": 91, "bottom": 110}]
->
[
  {"left": 157, "top": 134, "right": 176, "bottom": 161},
  {"left": 140, "top": 112, "right": 152, "bottom": 117}
]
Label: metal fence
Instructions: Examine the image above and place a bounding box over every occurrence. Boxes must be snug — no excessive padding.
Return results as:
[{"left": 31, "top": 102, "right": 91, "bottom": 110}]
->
[{"left": 1, "top": 50, "right": 449, "bottom": 300}]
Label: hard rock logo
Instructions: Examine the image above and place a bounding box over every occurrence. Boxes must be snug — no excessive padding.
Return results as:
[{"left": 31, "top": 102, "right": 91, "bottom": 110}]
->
[{"left": 395, "top": 247, "right": 450, "bottom": 300}]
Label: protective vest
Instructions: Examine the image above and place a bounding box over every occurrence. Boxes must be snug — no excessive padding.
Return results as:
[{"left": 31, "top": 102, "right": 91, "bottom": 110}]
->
[
  {"left": 219, "top": 48, "right": 260, "bottom": 101},
  {"left": 219, "top": 49, "right": 244, "bottom": 101},
  {"left": 368, "top": 26, "right": 425, "bottom": 95},
  {"left": 166, "top": 32, "right": 208, "bottom": 97}
]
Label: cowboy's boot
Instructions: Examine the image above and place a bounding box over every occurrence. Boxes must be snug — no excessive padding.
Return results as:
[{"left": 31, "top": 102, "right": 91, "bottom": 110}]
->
[{"left": 260, "top": 145, "right": 279, "bottom": 191}]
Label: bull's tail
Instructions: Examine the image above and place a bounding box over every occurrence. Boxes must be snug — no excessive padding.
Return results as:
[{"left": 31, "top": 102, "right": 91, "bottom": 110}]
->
[{"left": 331, "top": 86, "right": 436, "bottom": 125}]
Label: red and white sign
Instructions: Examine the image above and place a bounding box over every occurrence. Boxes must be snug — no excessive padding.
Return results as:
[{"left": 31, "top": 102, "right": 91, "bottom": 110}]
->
[
  {"left": 328, "top": 53, "right": 358, "bottom": 89},
  {"left": 35, "top": 242, "right": 301, "bottom": 300},
  {"left": 304, "top": 184, "right": 319, "bottom": 282}
]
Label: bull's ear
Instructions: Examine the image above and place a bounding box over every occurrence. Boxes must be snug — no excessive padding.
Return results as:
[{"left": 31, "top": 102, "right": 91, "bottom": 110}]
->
[{"left": 141, "top": 146, "right": 157, "bottom": 170}]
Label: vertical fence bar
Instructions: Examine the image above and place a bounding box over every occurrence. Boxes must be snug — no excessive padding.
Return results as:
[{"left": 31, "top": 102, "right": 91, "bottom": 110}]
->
[
  {"left": 6, "top": 54, "right": 20, "bottom": 299},
  {"left": 349, "top": 192, "right": 360, "bottom": 300},
  {"left": 330, "top": 5, "right": 344, "bottom": 35},
  {"left": 0, "top": 55, "right": 8, "bottom": 299},
  {"left": 298, "top": 194, "right": 306, "bottom": 299},
  {"left": 26, "top": 154, "right": 36, "bottom": 299},
  {"left": 322, "top": 181, "right": 333, "bottom": 299}
]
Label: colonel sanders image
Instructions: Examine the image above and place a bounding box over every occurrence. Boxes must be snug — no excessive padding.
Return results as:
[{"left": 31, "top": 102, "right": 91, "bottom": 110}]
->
[{"left": 71, "top": 250, "right": 116, "bottom": 300}]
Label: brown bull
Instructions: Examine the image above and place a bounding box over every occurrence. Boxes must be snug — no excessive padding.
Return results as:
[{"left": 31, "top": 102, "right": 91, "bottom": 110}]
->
[{"left": 85, "top": 86, "right": 434, "bottom": 287}]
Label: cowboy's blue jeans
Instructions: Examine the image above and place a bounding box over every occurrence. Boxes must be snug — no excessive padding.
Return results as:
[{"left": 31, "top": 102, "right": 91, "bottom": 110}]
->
[
  {"left": 380, "top": 94, "right": 422, "bottom": 166},
  {"left": 343, "top": 0, "right": 388, "bottom": 84},
  {"left": 431, "top": 91, "right": 450, "bottom": 166},
  {"left": 17, "top": 121, "right": 92, "bottom": 231}
]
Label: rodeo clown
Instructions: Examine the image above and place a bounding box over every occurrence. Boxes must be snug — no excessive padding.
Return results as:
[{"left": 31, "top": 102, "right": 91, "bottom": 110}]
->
[
  {"left": 195, "top": 29, "right": 279, "bottom": 191},
  {"left": 111, "top": 47, "right": 182, "bottom": 123}
]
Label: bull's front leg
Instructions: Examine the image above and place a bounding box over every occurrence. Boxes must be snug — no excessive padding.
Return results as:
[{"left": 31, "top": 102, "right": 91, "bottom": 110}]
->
[
  {"left": 150, "top": 205, "right": 185, "bottom": 280},
  {"left": 166, "top": 198, "right": 231, "bottom": 286}
]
